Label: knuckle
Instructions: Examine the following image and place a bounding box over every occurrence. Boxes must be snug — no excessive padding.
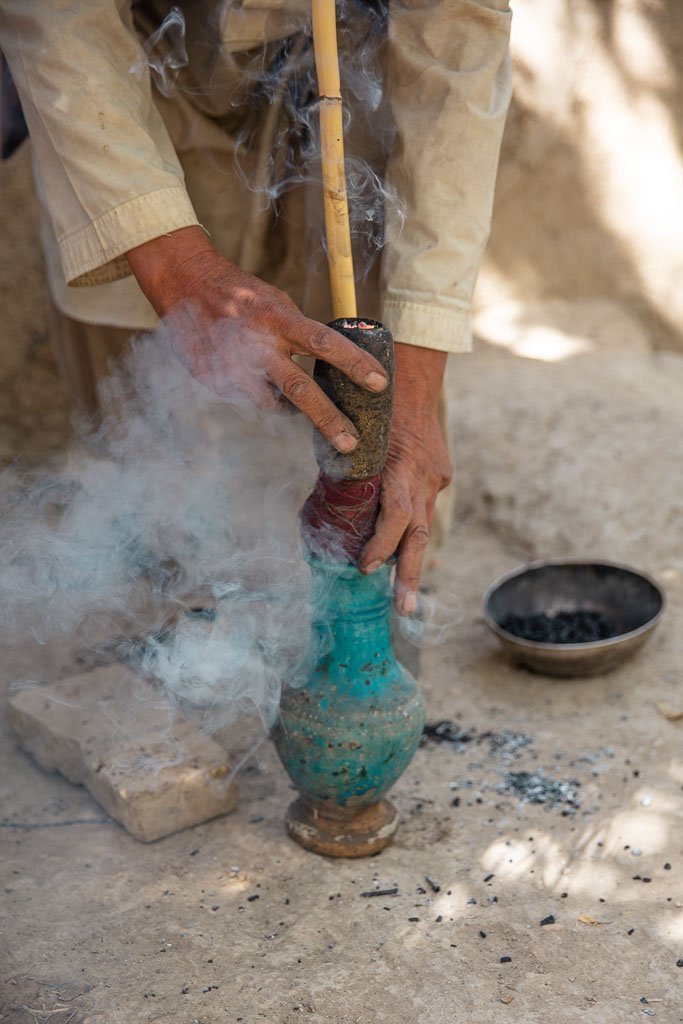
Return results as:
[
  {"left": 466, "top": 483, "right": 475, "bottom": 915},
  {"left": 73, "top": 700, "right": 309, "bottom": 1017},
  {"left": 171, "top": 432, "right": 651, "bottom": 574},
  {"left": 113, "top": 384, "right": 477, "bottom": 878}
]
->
[
  {"left": 306, "top": 325, "right": 333, "bottom": 354},
  {"left": 316, "top": 412, "right": 343, "bottom": 435},
  {"left": 280, "top": 371, "right": 312, "bottom": 401},
  {"left": 407, "top": 523, "right": 430, "bottom": 547}
]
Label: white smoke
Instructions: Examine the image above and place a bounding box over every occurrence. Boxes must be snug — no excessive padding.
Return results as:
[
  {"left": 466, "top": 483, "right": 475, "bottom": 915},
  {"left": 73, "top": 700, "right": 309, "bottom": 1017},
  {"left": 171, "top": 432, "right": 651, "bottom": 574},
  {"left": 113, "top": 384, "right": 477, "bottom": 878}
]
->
[
  {"left": 129, "top": 6, "right": 188, "bottom": 98},
  {"left": 0, "top": 323, "right": 318, "bottom": 730}
]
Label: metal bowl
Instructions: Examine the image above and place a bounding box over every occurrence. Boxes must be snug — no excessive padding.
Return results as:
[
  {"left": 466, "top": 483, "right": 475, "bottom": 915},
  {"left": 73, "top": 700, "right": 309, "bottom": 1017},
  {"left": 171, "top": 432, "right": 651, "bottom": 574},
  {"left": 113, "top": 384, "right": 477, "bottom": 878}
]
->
[{"left": 483, "top": 559, "right": 665, "bottom": 677}]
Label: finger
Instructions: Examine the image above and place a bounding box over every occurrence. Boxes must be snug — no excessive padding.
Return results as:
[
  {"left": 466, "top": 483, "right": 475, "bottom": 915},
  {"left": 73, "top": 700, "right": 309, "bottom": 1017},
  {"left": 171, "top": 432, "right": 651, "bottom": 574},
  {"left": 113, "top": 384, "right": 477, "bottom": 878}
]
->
[
  {"left": 395, "top": 511, "right": 430, "bottom": 616},
  {"left": 283, "top": 313, "right": 388, "bottom": 394},
  {"left": 268, "top": 356, "right": 360, "bottom": 453},
  {"left": 358, "top": 483, "right": 412, "bottom": 573}
]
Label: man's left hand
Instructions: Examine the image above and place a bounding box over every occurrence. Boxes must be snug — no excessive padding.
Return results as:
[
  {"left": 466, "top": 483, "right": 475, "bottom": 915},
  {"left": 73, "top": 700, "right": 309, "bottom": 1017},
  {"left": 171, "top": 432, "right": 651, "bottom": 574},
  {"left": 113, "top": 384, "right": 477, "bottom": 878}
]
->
[{"left": 358, "top": 342, "right": 453, "bottom": 614}]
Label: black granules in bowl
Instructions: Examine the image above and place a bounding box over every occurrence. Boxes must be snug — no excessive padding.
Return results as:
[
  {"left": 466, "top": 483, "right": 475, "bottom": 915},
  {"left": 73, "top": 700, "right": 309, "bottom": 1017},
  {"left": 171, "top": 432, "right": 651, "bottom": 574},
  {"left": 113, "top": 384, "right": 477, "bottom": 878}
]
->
[{"left": 499, "top": 609, "right": 616, "bottom": 644}]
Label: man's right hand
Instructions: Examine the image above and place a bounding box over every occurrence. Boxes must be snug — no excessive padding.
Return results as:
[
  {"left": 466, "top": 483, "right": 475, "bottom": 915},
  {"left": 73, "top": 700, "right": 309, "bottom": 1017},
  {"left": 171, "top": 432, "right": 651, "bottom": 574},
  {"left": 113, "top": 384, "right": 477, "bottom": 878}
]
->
[{"left": 126, "top": 226, "right": 387, "bottom": 454}]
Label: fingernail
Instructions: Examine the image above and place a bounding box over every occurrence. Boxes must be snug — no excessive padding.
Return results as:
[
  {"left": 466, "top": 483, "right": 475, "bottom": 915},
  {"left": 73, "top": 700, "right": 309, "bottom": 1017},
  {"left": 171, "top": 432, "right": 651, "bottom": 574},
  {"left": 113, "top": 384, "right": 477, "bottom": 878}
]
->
[
  {"left": 365, "top": 372, "right": 387, "bottom": 393},
  {"left": 400, "top": 591, "right": 418, "bottom": 616},
  {"left": 334, "top": 431, "right": 358, "bottom": 453},
  {"left": 363, "top": 559, "right": 383, "bottom": 574}
]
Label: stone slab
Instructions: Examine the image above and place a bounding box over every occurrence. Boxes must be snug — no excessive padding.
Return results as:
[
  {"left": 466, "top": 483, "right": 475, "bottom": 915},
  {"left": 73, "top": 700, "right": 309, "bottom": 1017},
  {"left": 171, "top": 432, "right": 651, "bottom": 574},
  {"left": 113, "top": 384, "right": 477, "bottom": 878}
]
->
[{"left": 6, "top": 664, "right": 238, "bottom": 842}]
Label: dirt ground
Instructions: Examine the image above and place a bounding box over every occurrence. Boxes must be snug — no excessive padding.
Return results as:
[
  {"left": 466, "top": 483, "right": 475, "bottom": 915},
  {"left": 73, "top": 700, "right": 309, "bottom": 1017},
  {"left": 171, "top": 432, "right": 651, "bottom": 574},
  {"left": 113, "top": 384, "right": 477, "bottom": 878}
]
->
[
  {"left": 2, "top": 4, "right": 683, "bottom": 1021},
  {"left": 2, "top": 513, "right": 682, "bottom": 1024}
]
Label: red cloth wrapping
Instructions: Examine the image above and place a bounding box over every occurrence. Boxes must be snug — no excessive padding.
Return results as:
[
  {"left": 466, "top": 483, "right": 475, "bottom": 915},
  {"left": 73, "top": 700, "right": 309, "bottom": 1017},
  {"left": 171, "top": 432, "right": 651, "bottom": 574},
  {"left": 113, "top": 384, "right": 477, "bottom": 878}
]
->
[{"left": 300, "top": 473, "right": 381, "bottom": 564}]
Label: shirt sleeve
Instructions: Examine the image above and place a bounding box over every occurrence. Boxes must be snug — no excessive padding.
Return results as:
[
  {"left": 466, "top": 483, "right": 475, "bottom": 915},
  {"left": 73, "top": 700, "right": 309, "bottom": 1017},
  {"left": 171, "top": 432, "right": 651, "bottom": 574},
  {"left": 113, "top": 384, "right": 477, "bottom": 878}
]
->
[
  {"left": 380, "top": 0, "right": 513, "bottom": 353},
  {"left": 0, "top": 0, "right": 200, "bottom": 287}
]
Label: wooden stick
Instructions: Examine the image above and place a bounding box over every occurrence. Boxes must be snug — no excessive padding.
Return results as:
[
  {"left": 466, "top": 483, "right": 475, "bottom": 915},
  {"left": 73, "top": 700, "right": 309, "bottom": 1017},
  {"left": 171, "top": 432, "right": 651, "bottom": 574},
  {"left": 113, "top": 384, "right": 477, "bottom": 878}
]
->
[{"left": 311, "top": 0, "right": 357, "bottom": 319}]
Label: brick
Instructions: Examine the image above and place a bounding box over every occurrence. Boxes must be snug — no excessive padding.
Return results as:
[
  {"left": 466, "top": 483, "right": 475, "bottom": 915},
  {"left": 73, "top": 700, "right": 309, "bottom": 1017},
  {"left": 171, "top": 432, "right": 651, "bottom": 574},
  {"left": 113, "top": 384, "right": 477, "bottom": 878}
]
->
[{"left": 7, "top": 665, "right": 238, "bottom": 842}]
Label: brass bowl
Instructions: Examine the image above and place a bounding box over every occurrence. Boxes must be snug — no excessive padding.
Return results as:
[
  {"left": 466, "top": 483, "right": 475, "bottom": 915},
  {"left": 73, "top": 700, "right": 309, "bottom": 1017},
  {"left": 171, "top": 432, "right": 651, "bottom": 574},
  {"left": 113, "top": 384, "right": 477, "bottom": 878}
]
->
[{"left": 483, "top": 559, "right": 665, "bottom": 677}]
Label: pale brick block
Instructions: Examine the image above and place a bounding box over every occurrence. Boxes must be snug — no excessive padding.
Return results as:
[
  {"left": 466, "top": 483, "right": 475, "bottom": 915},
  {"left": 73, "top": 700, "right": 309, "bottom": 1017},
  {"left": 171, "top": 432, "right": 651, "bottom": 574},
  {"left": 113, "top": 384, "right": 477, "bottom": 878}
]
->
[{"left": 7, "top": 665, "right": 238, "bottom": 842}]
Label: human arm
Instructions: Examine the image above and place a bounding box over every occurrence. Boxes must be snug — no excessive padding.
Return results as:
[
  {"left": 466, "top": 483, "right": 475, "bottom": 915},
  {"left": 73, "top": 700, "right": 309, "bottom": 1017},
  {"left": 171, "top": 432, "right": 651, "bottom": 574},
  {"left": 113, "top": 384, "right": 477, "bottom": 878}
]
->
[
  {"left": 361, "top": 0, "right": 512, "bottom": 608},
  {"left": 0, "top": 0, "right": 199, "bottom": 286},
  {"left": 0, "top": 2, "right": 387, "bottom": 447}
]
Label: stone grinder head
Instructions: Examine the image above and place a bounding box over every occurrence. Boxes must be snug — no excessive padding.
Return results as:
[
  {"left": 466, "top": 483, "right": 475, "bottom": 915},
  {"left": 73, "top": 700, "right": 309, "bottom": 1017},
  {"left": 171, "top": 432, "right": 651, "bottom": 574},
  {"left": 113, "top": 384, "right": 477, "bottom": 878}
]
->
[{"left": 301, "top": 317, "right": 394, "bottom": 564}]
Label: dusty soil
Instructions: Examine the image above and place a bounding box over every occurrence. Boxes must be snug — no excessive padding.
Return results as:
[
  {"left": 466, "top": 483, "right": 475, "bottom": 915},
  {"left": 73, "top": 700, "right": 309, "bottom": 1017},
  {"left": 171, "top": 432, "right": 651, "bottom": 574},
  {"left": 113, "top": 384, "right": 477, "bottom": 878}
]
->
[
  {"left": 1, "top": 285, "right": 682, "bottom": 1020},
  {"left": 2, "top": 512, "right": 682, "bottom": 1024},
  {"left": 3, "top": 5, "right": 683, "bottom": 1016}
]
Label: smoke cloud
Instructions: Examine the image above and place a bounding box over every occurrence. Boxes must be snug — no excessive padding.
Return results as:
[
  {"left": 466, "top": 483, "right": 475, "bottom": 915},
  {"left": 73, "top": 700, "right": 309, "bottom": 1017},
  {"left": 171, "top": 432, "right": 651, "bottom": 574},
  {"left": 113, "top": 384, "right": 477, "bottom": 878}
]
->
[
  {"left": 129, "top": 6, "right": 188, "bottom": 98},
  {"left": 0, "top": 324, "right": 317, "bottom": 731}
]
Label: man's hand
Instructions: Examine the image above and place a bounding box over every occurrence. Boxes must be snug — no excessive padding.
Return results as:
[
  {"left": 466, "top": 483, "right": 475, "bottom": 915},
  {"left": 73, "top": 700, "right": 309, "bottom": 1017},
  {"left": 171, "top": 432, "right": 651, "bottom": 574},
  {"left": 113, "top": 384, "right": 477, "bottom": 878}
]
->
[
  {"left": 126, "top": 227, "right": 388, "bottom": 454},
  {"left": 359, "top": 343, "right": 453, "bottom": 615}
]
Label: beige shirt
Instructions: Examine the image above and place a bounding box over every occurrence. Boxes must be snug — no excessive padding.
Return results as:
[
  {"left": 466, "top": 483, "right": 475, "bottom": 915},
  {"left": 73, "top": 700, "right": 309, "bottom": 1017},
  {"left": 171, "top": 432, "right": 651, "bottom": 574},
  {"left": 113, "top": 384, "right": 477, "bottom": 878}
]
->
[{"left": 0, "top": 1, "right": 512, "bottom": 352}]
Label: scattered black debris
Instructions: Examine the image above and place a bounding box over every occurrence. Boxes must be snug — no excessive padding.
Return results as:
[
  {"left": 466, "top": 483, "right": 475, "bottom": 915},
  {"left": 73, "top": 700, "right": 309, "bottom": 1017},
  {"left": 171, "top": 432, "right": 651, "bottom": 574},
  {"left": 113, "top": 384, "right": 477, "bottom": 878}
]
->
[
  {"left": 181, "top": 986, "right": 189, "bottom": 994},
  {"left": 435, "top": 915, "right": 443, "bottom": 923},
  {"left": 640, "top": 998, "right": 649, "bottom": 1005},
  {"left": 540, "top": 915, "right": 555, "bottom": 926},
  {"left": 202, "top": 985, "right": 219, "bottom": 993},
  {"left": 479, "top": 930, "right": 487, "bottom": 939},
  {"left": 484, "top": 874, "right": 495, "bottom": 883},
  {"left": 664, "top": 863, "right": 672, "bottom": 870},
  {"left": 360, "top": 887, "right": 399, "bottom": 898},
  {"left": 408, "top": 917, "right": 419, "bottom": 923},
  {"left": 628, "top": 929, "right": 635, "bottom": 935},
  {"left": 498, "top": 771, "right": 581, "bottom": 811},
  {"left": 500, "top": 956, "right": 512, "bottom": 963},
  {"left": 425, "top": 876, "right": 441, "bottom": 893},
  {"left": 422, "top": 721, "right": 532, "bottom": 757},
  {"left": 247, "top": 894, "right": 260, "bottom": 902},
  {"left": 422, "top": 721, "right": 475, "bottom": 749},
  {"left": 452, "top": 797, "right": 461, "bottom": 807},
  {"left": 676, "top": 959, "right": 683, "bottom": 967},
  {"left": 499, "top": 609, "right": 615, "bottom": 644}
]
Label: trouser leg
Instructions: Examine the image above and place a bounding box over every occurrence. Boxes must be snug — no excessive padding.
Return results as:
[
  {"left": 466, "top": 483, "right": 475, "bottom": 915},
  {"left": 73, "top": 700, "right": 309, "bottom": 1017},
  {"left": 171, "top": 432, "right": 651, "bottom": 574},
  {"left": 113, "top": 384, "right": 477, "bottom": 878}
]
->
[{"left": 47, "top": 300, "right": 132, "bottom": 417}]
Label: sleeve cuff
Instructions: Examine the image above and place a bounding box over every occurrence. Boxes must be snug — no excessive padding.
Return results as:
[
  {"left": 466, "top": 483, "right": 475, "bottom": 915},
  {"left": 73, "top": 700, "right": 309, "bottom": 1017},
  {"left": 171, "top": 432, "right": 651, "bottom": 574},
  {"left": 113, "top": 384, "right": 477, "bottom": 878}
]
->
[
  {"left": 59, "top": 186, "right": 200, "bottom": 287},
  {"left": 380, "top": 298, "right": 473, "bottom": 354}
]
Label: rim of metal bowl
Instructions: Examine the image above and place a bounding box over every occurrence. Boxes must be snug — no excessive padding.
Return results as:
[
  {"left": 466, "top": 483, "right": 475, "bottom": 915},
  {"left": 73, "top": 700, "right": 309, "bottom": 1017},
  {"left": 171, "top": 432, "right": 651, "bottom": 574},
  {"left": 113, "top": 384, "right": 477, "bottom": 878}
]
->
[{"left": 483, "top": 557, "right": 666, "bottom": 652}]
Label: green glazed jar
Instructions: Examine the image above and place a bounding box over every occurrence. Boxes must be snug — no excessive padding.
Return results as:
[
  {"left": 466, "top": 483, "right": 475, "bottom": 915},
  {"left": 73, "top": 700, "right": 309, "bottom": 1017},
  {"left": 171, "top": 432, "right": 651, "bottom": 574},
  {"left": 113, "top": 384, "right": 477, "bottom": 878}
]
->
[{"left": 272, "top": 559, "right": 425, "bottom": 857}]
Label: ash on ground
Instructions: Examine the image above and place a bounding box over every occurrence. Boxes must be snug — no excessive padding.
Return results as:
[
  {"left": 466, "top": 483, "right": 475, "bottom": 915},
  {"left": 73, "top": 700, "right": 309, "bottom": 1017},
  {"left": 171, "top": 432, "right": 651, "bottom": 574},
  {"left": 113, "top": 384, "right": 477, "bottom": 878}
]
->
[
  {"left": 422, "top": 720, "right": 532, "bottom": 758},
  {"left": 496, "top": 770, "right": 581, "bottom": 812},
  {"left": 422, "top": 719, "right": 585, "bottom": 816}
]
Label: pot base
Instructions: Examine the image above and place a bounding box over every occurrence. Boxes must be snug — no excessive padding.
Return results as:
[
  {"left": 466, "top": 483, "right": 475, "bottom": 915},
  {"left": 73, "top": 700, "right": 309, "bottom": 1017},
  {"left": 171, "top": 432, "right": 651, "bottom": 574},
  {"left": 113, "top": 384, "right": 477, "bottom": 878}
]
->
[{"left": 285, "top": 797, "right": 398, "bottom": 858}]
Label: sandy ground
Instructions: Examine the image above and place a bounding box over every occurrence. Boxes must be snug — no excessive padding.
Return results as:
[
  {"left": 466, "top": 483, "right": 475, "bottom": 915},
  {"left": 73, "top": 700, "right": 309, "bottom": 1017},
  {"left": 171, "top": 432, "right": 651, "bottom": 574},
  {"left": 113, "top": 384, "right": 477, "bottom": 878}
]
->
[
  {"left": 3, "top": 8, "right": 683, "bottom": 1015},
  {"left": 2, "top": 512, "right": 682, "bottom": 1024},
  {"left": 1, "top": 291, "right": 683, "bottom": 1020}
]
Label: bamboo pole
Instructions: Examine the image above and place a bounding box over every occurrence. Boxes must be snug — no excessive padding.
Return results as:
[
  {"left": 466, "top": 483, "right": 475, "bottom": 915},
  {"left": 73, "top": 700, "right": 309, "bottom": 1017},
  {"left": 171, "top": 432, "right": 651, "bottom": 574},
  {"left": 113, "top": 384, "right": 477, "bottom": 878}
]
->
[{"left": 311, "top": 0, "right": 357, "bottom": 319}]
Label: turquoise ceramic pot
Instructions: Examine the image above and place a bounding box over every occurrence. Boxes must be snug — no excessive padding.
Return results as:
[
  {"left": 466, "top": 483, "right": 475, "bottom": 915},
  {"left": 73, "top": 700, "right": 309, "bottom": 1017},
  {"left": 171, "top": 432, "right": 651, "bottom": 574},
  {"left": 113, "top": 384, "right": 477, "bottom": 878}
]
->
[{"left": 272, "top": 559, "right": 425, "bottom": 855}]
